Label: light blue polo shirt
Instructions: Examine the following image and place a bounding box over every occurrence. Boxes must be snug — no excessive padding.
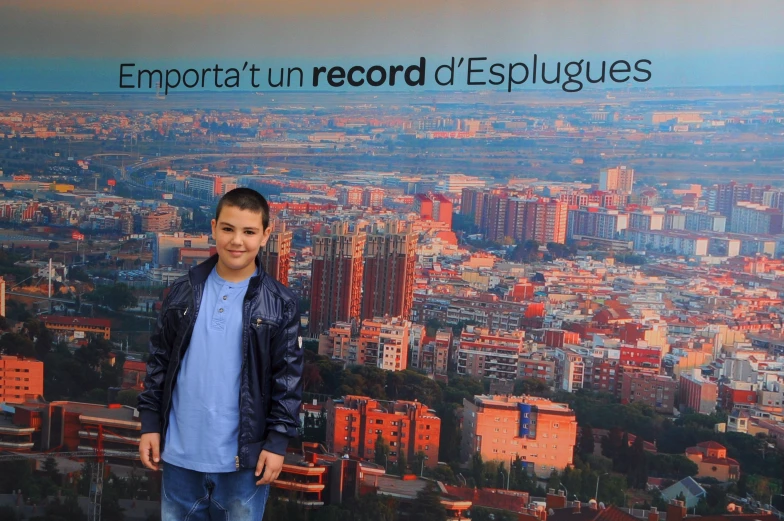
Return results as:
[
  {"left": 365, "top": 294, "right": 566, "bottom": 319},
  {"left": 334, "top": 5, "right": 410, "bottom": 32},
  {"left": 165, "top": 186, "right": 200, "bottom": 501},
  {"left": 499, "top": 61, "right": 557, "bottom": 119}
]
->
[{"left": 162, "top": 266, "right": 253, "bottom": 473}]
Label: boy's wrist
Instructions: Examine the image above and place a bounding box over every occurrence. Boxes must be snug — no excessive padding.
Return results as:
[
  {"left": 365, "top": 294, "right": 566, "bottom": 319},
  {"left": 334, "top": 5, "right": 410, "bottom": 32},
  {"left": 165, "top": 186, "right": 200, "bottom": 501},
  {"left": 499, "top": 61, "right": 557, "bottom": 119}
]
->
[
  {"left": 261, "top": 431, "right": 290, "bottom": 456},
  {"left": 139, "top": 409, "right": 162, "bottom": 435}
]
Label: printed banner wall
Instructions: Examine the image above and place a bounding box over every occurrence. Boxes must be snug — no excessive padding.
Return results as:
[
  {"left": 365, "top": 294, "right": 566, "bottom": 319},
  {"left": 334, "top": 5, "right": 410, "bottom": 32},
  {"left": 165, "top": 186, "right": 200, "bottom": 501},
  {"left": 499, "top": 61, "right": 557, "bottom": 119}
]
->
[{"left": 1, "top": 1, "right": 784, "bottom": 518}]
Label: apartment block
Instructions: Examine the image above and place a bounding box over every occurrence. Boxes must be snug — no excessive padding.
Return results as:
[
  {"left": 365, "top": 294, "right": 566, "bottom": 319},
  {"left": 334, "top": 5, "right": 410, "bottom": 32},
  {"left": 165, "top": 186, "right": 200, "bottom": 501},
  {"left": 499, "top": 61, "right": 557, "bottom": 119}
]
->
[
  {"left": 309, "top": 223, "right": 366, "bottom": 336},
  {"left": 361, "top": 221, "right": 417, "bottom": 321},
  {"left": 0, "top": 356, "right": 44, "bottom": 404},
  {"left": 461, "top": 395, "right": 577, "bottom": 478},
  {"left": 679, "top": 371, "right": 718, "bottom": 414},
  {"left": 456, "top": 326, "right": 525, "bottom": 380},
  {"left": 620, "top": 372, "right": 677, "bottom": 413},
  {"left": 326, "top": 396, "right": 441, "bottom": 468}
]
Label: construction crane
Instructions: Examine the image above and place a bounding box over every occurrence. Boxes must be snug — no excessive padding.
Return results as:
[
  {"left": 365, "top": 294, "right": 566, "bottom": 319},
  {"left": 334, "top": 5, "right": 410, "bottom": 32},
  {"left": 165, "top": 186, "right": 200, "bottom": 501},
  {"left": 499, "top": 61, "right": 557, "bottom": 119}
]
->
[
  {"left": 86, "top": 425, "right": 105, "bottom": 521},
  {"left": 0, "top": 426, "right": 138, "bottom": 521}
]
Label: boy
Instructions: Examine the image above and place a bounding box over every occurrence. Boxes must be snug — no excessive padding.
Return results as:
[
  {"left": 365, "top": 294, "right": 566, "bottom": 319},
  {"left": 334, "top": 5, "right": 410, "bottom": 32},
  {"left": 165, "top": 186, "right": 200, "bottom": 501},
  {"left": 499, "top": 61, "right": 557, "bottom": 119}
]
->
[{"left": 137, "top": 188, "right": 303, "bottom": 520}]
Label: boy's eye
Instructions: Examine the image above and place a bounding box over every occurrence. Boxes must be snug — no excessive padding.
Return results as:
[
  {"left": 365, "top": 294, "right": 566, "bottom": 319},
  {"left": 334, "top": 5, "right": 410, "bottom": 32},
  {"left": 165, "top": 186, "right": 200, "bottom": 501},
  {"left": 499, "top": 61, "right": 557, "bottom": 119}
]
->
[
  {"left": 245, "top": 231, "right": 256, "bottom": 235},
  {"left": 222, "top": 227, "right": 233, "bottom": 232}
]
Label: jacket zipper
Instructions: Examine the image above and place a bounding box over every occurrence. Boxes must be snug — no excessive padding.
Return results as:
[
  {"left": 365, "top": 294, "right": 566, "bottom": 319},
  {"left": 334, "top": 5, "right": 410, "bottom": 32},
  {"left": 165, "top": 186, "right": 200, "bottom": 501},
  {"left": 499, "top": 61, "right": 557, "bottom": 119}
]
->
[
  {"left": 161, "top": 300, "right": 196, "bottom": 453},
  {"left": 237, "top": 298, "right": 251, "bottom": 470}
]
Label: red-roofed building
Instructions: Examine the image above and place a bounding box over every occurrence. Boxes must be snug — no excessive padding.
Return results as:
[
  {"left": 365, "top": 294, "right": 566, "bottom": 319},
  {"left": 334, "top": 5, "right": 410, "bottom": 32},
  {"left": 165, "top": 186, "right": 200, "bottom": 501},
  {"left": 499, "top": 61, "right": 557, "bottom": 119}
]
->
[
  {"left": 41, "top": 315, "right": 111, "bottom": 340},
  {"left": 684, "top": 441, "right": 739, "bottom": 482}
]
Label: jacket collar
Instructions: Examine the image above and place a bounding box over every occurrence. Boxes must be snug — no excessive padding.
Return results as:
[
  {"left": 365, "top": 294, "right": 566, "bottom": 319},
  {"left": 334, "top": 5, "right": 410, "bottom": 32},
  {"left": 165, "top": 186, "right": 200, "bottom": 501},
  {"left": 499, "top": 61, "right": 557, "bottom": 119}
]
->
[{"left": 189, "top": 252, "right": 267, "bottom": 295}]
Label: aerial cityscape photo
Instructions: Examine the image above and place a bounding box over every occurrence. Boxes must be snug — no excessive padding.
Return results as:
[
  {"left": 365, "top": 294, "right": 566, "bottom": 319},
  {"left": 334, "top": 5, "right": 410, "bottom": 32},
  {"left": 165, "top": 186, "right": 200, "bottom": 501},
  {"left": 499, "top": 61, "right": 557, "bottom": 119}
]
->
[{"left": 1, "top": 2, "right": 784, "bottom": 521}]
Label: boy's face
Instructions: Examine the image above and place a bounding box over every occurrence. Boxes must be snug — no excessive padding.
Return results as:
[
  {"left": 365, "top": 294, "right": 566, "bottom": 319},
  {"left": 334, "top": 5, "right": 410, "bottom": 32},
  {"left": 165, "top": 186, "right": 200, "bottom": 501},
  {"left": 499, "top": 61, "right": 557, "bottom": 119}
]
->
[{"left": 211, "top": 205, "right": 272, "bottom": 281}]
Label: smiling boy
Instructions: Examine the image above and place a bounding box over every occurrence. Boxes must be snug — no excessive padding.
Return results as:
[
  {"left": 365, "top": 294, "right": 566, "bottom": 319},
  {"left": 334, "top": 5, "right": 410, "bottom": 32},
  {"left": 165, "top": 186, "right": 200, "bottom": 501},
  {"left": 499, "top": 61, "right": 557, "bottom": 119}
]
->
[{"left": 137, "top": 188, "right": 302, "bottom": 520}]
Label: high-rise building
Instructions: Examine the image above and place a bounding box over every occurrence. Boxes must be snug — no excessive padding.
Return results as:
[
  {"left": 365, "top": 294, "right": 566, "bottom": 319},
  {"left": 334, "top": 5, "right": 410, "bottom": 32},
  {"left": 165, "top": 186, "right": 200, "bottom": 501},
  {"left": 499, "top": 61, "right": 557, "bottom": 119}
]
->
[
  {"left": 362, "top": 188, "right": 385, "bottom": 209},
  {"left": 309, "top": 223, "right": 366, "bottom": 336},
  {"left": 567, "top": 207, "right": 628, "bottom": 240},
  {"left": 461, "top": 395, "right": 577, "bottom": 478},
  {"left": 485, "top": 192, "right": 509, "bottom": 242},
  {"left": 461, "top": 187, "right": 482, "bottom": 218},
  {"left": 599, "top": 166, "right": 635, "bottom": 194},
  {"left": 326, "top": 395, "right": 441, "bottom": 468},
  {"left": 338, "top": 187, "right": 363, "bottom": 207},
  {"left": 628, "top": 209, "right": 665, "bottom": 231},
  {"left": 461, "top": 187, "right": 493, "bottom": 228},
  {"left": 714, "top": 182, "right": 756, "bottom": 217},
  {"left": 261, "top": 221, "right": 293, "bottom": 286},
  {"left": 682, "top": 210, "right": 726, "bottom": 233},
  {"left": 729, "top": 202, "right": 783, "bottom": 235},
  {"left": 762, "top": 189, "right": 784, "bottom": 212},
  {"left": 486, "top": 195, "right": 567, "bottom": 244},
  {"left": 361, "top": 221, "right": 417, "bottom": 321},
  {"left": 413, "top": 194, "right": 433, "bottom": 220},
  {"left": 430, "top": 193, "right": 453, "bottom": 229},
  {"left": 413, "top": 193, "right": 453, "bottom": 229},
  {"left": 505, "top": 197, "right": 537, "bottom": 242},
  {"left": 531, "top": 198, "right": 568, "bottom": 244}
]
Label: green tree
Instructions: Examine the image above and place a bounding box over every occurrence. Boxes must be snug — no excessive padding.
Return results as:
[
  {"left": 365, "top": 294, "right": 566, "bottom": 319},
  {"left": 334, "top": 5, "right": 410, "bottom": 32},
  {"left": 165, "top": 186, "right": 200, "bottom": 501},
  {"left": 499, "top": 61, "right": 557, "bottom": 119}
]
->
[
  {"left": 579, "top": 424, "right": 595, "bottom": 455},
  {"left": 547, "top": 470, "right": 561, "bottom": 493},
  {"left": 42, "top": 456, "right": 60, "bottom": 482},
  {"left": 0, "top": 505, "right": 17, "bottom": 521},
  {"left": 375, "top": 434, "right": 389, "bottom": 467},
  {"left": 627, "top": 435, "right": 648, "bottom": 488},
  {"left": 86, "top": 282, "right": 138, "bottom": 310},
  {"left": 471, "top": 453, "right": 485, "bottom": 488},
  {"left": 0, "top": 332, "right": 36, "bottom": 358},
  {"left": 601, "top": 427, "right": 624, "bottom": 461},
  {"left": 23, "top": 318, "right": 54, "bottom": 360},
  {"left": 410, "top": 482, "right": 447, "bottom": 521},
  {"left": 412, "top": 451, "right": 428, "bottom": 476},
  {"left": 514, "top": 378, "right": 551, "bottom": 397},
  {"left": 115, "top": 389, "right": 140, "bottom": 407},
  {"left": 396, "top": 450, "right": 407, "bottom": 475},
  {"left": 41, "top": 496, "right": 84, "bottom": 521},
  {"left": 425, "top": 318, "right": 444, "bottom": 337}
]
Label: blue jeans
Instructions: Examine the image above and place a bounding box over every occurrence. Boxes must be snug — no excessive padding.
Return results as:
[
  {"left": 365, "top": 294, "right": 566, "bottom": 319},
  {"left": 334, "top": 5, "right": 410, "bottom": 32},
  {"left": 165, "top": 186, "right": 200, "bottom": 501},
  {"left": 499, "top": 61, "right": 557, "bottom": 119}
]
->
[{"left": 161, "top": 461, "right": 270, "bottom": 521}]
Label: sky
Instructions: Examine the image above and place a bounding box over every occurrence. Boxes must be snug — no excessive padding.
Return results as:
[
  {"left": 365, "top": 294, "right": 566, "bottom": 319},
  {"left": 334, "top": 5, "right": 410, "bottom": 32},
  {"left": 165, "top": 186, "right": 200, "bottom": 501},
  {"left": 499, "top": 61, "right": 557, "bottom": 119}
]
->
[{"left": 0, "top": 0, "right": 783, "bottom": 91}]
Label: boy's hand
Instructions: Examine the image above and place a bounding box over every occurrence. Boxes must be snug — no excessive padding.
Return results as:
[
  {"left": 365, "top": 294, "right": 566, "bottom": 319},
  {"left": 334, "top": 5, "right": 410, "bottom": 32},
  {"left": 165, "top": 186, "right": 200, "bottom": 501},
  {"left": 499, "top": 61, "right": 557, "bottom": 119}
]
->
[
  {"left": 255, "top": 450, "right": 284, "bottom": 485},
  {"left": 139, "top": 433, "right": 161, "bottom": 471}
]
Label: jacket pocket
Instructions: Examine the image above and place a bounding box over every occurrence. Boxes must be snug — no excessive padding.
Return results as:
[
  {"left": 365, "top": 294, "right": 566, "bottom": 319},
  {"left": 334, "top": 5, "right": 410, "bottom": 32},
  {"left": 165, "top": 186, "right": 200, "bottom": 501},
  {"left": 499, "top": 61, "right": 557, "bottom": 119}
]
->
[{"left": 251, "top": 316, "right": 279, "bottom": 339}]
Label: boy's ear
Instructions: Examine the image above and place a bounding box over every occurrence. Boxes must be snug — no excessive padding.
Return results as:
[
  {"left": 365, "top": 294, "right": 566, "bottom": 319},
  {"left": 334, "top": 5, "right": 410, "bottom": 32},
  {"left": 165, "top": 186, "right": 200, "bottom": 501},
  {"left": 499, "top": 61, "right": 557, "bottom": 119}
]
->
[{"left": 260, "top": 225, "right": 273, "bottom": 247}]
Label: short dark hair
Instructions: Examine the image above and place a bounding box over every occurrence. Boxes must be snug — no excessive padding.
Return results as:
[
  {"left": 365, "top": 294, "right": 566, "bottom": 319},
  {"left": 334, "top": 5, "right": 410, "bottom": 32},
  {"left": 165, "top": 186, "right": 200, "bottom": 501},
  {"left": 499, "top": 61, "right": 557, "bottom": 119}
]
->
[{"left": 215, "top": 188, "right": 270, "bottom": 230}]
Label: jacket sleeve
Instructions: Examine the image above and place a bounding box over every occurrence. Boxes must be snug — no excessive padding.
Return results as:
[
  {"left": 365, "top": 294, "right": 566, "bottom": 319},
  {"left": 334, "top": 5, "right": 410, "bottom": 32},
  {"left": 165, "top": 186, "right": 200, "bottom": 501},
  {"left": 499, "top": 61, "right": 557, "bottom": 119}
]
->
[
  {"left": 261, "top": 300, "right": 303, "bottom": 455},
  {"left": 137, "top": 290, "right": 177, "bottom": 435}
]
